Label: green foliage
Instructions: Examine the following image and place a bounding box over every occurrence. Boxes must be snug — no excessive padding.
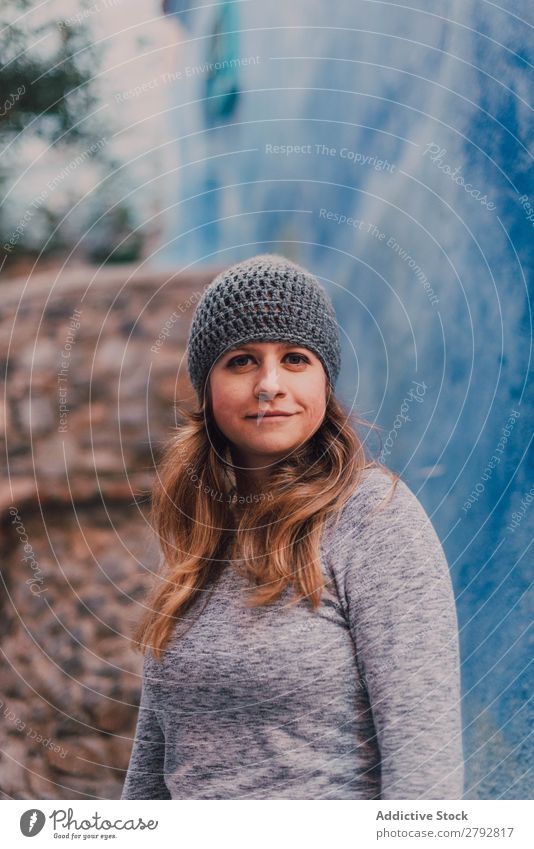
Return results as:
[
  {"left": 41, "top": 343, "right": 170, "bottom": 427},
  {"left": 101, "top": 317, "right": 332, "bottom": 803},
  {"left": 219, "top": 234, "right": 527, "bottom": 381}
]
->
[
  {"left": 0, "top": 3, "right": 99, "bottom": 146},
  {"left": 0, "top": 1, "right": 144, "bottom": 268},
  {"left": 86, "top": 205, "right": 145, "bottom": 265}
]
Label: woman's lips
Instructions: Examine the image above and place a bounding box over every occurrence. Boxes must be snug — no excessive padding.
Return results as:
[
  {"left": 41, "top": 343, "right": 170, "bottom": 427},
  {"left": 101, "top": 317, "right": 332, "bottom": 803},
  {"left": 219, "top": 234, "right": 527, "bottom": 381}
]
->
[{"left": 245, "top": 413, "right": 295, "bottom": 420}]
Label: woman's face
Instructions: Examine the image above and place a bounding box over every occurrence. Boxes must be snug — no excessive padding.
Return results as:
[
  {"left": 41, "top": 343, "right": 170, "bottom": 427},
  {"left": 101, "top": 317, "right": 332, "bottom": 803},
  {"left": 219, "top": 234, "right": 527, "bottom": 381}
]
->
[{"left": 208, "top": 341, "right": 328, "bottom": 470}]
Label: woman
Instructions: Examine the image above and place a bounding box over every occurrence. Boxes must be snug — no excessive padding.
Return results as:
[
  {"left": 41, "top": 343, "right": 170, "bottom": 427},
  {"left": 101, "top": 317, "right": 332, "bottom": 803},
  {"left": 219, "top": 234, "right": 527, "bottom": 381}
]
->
[{"left": 121, "top": 253, "right": 464, "bottom": 800}]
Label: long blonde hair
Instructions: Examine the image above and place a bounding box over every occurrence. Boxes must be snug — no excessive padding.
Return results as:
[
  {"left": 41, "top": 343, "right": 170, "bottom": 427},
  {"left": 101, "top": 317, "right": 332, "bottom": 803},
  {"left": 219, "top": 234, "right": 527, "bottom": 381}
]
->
[{"left": 134, "top": 389, "right": 398, "bottom": 661}]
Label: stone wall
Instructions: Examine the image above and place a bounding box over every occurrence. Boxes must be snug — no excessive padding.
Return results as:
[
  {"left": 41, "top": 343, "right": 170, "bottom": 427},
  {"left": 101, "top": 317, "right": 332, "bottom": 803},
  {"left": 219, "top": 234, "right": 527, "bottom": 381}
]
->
[{"left": 0, "top": 261, "right": 216, "bottom": 799}]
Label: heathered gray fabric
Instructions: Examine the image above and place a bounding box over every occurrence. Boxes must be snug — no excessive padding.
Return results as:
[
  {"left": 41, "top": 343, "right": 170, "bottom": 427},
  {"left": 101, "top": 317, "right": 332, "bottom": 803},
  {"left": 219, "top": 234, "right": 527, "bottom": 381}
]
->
[
  {"left": 121, "top": 468, "right": 464, "bottom": 800},
  {"left": 186, "top": 254, "right": 341, "bottom": 400}
]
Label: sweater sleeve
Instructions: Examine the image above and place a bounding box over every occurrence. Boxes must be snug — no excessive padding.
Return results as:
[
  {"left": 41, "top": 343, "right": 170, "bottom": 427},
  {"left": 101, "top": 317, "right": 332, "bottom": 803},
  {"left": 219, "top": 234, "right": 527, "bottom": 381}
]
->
[
  {"left": 121, "top": 654, "right": 171, "bottom": 800},
  {"left": 330, "top": 470, "right": 464, "bottom": 799}
]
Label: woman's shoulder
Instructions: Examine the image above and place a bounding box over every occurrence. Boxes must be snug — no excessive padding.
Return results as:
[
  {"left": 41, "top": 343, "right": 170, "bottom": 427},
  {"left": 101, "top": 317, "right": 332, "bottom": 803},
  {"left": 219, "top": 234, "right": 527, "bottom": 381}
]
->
[
  {"left": 323, "top": 465, "right": 442, "bottom": 556},
  {"left": 351, "top": 464, "right": 401, "bottom": 503},
  {"left": 332, "top": 465, "right": 409, "bottom": 526},
  {"left": 323, "top": 468, "right": 456, "bottom": 634}
]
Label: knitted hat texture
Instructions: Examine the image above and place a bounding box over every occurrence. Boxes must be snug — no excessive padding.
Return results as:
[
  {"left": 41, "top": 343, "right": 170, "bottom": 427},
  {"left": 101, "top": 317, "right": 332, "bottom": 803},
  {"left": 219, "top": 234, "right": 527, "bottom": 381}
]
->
[{"left": 186, "top": 253, "right": 341, "bottom": 400}]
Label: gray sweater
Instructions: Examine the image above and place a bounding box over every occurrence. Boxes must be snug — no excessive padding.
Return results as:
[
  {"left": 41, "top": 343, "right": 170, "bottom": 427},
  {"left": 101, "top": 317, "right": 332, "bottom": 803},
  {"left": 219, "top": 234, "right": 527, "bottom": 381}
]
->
[{"left": 121, "top": 468, "right": 464, "bottom": 800}]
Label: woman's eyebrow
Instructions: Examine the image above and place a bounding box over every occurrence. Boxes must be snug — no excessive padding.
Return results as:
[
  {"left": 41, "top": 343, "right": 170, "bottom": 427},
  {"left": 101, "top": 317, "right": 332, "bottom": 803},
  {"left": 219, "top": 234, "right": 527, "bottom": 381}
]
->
[{"left": 230, "top": 342, "right": 303, "bottom": 352}]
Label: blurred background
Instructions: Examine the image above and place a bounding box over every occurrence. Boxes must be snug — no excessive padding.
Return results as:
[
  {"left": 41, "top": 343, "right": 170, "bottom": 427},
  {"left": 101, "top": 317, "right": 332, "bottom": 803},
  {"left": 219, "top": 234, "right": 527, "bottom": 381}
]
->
[{"left": 0, "top": 0, "right": 532, "bottom": 799}]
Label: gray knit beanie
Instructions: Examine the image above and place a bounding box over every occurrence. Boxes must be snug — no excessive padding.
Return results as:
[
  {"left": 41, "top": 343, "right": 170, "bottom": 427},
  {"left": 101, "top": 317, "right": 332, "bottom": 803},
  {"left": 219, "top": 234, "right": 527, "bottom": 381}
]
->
[{"left": 186, "top": 254, "right": 341, "bottom": 401}]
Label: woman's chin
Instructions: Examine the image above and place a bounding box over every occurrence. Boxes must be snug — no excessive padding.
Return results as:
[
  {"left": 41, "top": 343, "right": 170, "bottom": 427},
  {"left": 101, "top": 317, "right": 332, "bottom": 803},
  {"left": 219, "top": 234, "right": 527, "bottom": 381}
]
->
[{"left": 235, "top": 438, "right": 300, "bottom": 462}]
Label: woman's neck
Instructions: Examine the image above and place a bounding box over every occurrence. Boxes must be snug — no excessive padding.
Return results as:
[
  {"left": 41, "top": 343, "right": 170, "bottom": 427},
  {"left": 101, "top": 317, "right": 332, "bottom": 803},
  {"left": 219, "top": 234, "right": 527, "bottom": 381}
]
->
[{"left": 232, "top": 464, "right": 271, "bottom": 499}]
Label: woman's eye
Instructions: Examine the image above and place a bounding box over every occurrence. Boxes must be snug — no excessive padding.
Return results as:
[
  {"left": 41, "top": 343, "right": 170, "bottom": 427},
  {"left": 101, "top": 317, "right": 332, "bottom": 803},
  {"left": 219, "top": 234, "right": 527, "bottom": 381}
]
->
[
  {"left": 228, "top": 355, "right": 252, "bottom": 367},
  {"left": 227, "top": 352, "right": 309, "bottom": 368},
  {"left": 285, "top": 353, "right": 308, "bottom": 365}
]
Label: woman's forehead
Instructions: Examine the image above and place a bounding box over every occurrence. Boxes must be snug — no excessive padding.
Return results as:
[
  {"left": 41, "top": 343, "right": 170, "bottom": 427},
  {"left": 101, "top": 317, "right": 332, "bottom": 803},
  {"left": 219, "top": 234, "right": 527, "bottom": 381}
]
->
[{"left": 228, "top": 341, "right": 314, "bottom": 352}]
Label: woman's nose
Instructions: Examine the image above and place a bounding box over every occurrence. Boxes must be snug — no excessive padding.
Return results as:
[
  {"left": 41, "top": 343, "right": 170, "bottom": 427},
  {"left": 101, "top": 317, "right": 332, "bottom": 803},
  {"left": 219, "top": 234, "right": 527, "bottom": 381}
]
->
[{"left": 255, "top": 361, "right": 283, "bottom": 396}]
